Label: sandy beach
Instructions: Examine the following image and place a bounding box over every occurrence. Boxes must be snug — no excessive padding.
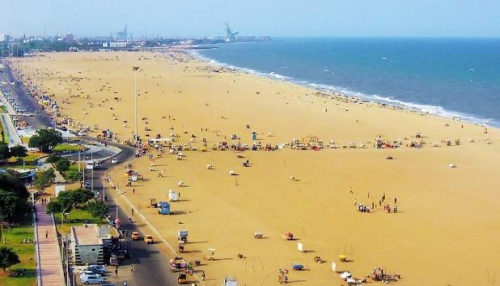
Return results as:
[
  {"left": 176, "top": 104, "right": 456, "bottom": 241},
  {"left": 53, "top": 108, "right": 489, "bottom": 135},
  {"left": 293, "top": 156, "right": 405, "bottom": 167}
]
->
[{"left": 14, "top": 51, "right": 500, "bottom": 285}]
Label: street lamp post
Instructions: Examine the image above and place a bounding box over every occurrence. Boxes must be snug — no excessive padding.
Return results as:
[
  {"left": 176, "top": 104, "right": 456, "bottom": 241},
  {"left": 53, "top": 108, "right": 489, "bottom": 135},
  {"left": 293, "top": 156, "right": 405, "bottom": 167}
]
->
[{"left": 132, "top": 66, "right": 140, "bottom": 142}]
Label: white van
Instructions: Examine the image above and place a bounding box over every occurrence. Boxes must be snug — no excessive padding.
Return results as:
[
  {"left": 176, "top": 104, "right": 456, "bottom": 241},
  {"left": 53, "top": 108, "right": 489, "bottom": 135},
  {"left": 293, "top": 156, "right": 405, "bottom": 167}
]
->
[{"left": 85, "top": 161, "right": 98, "bottom": 170}]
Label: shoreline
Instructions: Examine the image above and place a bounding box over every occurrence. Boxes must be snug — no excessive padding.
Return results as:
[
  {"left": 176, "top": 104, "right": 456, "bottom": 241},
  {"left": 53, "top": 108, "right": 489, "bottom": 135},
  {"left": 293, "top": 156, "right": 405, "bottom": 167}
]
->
[{"left": 190, "top": 48, "right": 499, "bottom": 128}]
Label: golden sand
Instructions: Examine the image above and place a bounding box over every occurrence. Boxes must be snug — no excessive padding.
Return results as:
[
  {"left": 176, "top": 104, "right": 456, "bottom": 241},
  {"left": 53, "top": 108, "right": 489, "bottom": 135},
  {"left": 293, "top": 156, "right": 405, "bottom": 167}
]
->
[{"left": 16, "top": 51, "right": 500, "bottom": 285}]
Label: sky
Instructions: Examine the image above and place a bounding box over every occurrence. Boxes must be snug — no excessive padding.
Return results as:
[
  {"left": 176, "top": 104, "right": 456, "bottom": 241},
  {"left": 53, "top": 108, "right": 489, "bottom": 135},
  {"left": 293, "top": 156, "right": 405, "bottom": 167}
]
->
[{"left": 1, "top": 0, "right": 499, "bottom": 38}]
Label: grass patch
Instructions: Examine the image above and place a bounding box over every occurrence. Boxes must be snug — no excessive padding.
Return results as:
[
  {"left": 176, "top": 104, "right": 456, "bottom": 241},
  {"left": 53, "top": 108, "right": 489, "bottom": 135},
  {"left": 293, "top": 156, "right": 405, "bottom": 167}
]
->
[
  {"left": 0, "top": 222, "right": 36, "bottom": 286},
  {"left": 0, "top": 106, "right": 7, "bottom": 113},
  {"left": 52, "top": 144, "right": 85, "bottom": 153},
  {"left": 20, "top": 137, "right": 30, "bottom": 144},
  {"left": 53, "top": 208, "right": 103, "bottom": 235},
  {"left": 6, "top": 152, "right": 45, "bottom": 166}
]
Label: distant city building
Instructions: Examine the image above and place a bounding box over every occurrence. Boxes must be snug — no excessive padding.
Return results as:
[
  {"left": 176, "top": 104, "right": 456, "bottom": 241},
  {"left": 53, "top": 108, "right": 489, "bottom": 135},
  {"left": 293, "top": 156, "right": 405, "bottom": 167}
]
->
[
  {"left": 0, "top": 34, "right": 11, "bottom": 42},
  {"left": 103, "top": 42, "right": 127, "bottom": 48},
  {"left": 63, "top": 32, "right": 75, "bottom": 43}
]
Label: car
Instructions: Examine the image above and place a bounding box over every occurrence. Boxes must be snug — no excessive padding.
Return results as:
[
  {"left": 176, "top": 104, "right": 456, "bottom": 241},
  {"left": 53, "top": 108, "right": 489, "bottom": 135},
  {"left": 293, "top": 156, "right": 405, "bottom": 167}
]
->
[
  {"left": 111, "top": 158, "right": 119, "bottom": 164},
  {"left": 131, "top": 231, "right": 140, "bottom": 240},
  {"left": 86, "top": 265, "right": 107, "bottom": 275},
  {"left": 80, "top": 271, "right": 101, "bottom": 277},
  {"left": 145, "top": 235, "right": 154, "bottom": 244},
  {"left": 81, "top": 274, "right": 105, "bottom": 284}
]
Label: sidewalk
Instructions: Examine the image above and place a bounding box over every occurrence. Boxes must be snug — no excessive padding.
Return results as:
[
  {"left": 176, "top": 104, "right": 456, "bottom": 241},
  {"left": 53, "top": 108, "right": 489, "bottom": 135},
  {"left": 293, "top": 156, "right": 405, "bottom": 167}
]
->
[{"left": 35, "top": 201, "right": 65, "bottom": 286}]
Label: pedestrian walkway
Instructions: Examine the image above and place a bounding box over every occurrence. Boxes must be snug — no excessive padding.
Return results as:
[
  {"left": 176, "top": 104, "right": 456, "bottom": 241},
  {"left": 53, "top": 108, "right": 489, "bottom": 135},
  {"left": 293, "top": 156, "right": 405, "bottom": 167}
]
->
[{"left": 35, "top": 201, "right": 65, "bottom": 286}]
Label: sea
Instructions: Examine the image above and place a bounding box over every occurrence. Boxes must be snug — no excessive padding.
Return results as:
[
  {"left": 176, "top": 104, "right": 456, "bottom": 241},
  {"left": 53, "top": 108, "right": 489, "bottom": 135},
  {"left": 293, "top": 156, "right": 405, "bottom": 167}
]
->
[{"left": 196, "top": 38, "right": 500, "bottom": 127}]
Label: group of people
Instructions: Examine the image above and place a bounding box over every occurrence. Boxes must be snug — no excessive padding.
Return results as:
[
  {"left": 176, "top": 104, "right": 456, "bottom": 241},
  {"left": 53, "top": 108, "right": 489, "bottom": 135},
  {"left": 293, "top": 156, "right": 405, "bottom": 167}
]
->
[{"left": 353, "top": 192, "right": 400, "bottom": 214}]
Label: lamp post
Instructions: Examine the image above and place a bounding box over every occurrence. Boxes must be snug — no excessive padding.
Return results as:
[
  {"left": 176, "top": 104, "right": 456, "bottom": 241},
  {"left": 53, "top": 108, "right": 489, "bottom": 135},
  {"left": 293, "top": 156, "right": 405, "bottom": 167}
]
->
[{"left": 132, "top": 66, "right": 140, "bottom": 142}]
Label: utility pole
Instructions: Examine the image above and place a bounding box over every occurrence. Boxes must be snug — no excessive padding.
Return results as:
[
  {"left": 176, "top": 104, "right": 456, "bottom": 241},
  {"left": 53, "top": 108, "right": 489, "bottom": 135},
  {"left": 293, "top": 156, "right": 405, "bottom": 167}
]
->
[{"left": 132, "top": 66, "right": 140, "bottom": 142}]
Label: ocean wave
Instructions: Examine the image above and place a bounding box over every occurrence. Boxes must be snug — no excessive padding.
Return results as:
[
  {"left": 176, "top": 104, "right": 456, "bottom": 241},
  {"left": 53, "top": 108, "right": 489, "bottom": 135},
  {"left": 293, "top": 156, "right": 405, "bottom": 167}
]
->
[{"left": 191, "top": 50, "right": 498, "bottom": 127}]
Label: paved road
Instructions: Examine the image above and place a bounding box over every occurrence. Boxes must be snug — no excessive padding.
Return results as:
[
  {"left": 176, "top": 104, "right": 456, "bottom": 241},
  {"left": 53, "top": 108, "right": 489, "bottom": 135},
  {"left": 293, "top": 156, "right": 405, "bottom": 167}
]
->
[
  {"left": 87, "top": 143, "right": 181, "bottom": 286},
  {"left": 1, "top": 113, "right": 22, "bottom": 146},
  {"left": 0, "top": 60, "right": 54, "bottom": 128},
  {"left": 35, "top": 201, "right": 66, "bottom": 286}
]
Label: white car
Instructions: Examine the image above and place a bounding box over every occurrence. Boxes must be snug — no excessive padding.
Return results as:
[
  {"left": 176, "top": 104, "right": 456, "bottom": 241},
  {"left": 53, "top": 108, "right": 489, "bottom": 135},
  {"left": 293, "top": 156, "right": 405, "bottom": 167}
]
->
[
  {"left": 111, "top": 158, "right": 119, "bottom": 164},
  {"left": 80, "top": 271, "right": 101, "bottom": 278},
  {"left": 81, "top": 274, "right": 105, "bottom": 284}
]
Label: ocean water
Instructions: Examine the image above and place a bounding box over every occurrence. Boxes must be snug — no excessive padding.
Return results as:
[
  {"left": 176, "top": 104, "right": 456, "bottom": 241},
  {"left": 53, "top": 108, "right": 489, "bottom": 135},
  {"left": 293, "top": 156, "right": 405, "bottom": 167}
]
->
[{"left": 198, "top": 38, "right": 500, "bottom": 127}]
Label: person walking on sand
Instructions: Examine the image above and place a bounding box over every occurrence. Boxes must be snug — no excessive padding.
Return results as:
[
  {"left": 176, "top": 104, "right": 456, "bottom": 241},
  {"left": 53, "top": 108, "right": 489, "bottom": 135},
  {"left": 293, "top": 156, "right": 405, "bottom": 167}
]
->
[
  {"left": 45, "top": 230, "right": 48, "bottom": 239},
  {"left": 115, "top": 267, "right": 118, "bottom": 276},
  {"left": 123, "top": 281, "right": 127, "bottom": 286},
  {"left": 201, "top": 271, "right": 206, "bottom": 281},
  {"left": 130, "top": 265, "right": 133, "bottom": 272},
  {"left": 394, "top": 197, "right": 397, "bottom": 204},
  {"left": 349, "top": 188, "right": 354, "bottom": 194},
  {"left": 132, "top": 188, "right": 135, "bottom": 194}
]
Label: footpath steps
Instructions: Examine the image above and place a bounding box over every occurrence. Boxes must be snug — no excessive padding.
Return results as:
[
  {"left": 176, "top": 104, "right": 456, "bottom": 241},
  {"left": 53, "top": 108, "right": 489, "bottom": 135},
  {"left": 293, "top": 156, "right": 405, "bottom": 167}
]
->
[{"left": 35, "top": 202, "right": 65, "bottom": 286}]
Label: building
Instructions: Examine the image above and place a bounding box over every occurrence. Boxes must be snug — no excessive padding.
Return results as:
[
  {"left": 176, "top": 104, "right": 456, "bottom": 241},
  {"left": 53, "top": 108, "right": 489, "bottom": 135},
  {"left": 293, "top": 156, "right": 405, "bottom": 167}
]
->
[
  {"left": 70, "top": 224, "right": 116, "bottom": 265},
  {"left": 63, "top": 32, "right": 75, "bottom": 43},
  {"left": 0, "top": 34, "right": 11, "bottom": 42}
]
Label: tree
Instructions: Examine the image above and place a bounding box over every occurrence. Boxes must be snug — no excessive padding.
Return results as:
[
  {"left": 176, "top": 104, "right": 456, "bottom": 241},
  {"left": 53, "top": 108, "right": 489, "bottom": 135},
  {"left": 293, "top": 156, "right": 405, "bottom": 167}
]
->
[
  {"left": 0, "top": 172, "right": 30, "bottom": 200},
  {"left": 64, "top": 169, "right": 82, "bottom": 182},
  {"left": 46, "top": 153, "right": 61, "bottom": 164},
  {"left": 46, "top": 200, "right": 64, "bottom": 214},
  {"left": 46, "top": 188, "right": 94, "bottom": 214},
  {"left": 34, "top": 168, "right": 55, "bottom": 192},
  {"left": 9, "top": 145, "right": 27, "bottom": 158},
  {"left": 55, "top": 157, "right": 70, "bottom": 173},
  {"left": 0, "top": 142, "right": 9, "bottom": 161},
  {"left": 28, "top": 128, "right": 62, "bottom": 152},
  {"left": 71, "top": 188, "right": 95, "bottom": 205},
  {"left": 0, "top": 190, "right": 31, "bottom": 222},
  {"left": 86, "top": 200, "right": 108, "bottom": 221},
  {"left": 0, "top": 246, "right": 20, "bottom": 272}
]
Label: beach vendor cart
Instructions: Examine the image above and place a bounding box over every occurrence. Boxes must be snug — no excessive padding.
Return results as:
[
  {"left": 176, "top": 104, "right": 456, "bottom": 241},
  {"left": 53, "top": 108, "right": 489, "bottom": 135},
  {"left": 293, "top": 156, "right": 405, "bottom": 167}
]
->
[
  {"left": 223, "top": 276, "right": 238, "bottom": 286},
  {"left": 207, "top": 248, "right": 216, "bottom": 261},
  {"left": 169, "top": 190, "right": 179, "bottom": 202},
  {"left": 178, "top": 230, "right": 188, "bottom": 243}
]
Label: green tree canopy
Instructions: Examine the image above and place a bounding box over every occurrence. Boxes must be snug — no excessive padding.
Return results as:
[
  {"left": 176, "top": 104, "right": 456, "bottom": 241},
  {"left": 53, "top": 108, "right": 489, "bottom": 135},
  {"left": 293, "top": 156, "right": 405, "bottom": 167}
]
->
[
  {"left": 86, "top": 200, "right": 108, "bottom": 221},
  {"left": 55, "top": 157, "right": 70, "bottom": 173},
  {"left": 34, "top": 168, "right": 55, "bottom": 192},
  {"left": 28, "top": 128, "right": 63, "bottom": 152},
  {"left": 46, "top": 153, "right": 61, "bottom": 164},
  {"left": 46, "top": 188, "right": 95, "bottom": 214},
  {"left": 0, "top": 190, "right": 31, "bottom": 222},
  {"left": 64, "top": 169, "right": 82, "bottom": 182},
  {"left": 0, "top": 172, "right": 30, "bottom": 200},
  {"left": 0, "top": 142, "right": 9, "bottom": 161},
  {"left": 9, "top": 145, "right": 28, "bottom": 158},
  {"left": 0, "top": 246, "right": 20, "bottom": 272}
]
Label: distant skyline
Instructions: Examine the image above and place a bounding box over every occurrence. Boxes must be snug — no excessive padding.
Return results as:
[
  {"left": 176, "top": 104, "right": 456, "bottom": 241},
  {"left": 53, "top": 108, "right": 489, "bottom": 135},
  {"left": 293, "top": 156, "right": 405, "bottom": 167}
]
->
[{"left": 1, "top": 0, "right": 500, "bottom": 38}]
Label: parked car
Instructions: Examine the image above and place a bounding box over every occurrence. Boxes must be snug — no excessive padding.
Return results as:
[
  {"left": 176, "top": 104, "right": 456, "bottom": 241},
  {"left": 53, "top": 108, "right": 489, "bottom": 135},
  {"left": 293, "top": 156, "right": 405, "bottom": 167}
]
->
[
  {"left": 81, "top": 274, "right": 105, "bottom": 284},
  {"left": 80, "top": 271, "right": 100, "bottom": 278},
  {"left": 86, "top": 265, "right": 107, "bottom": 275},
  {"left": 131, "top": 231, "right": 140, "bottom": 240}
]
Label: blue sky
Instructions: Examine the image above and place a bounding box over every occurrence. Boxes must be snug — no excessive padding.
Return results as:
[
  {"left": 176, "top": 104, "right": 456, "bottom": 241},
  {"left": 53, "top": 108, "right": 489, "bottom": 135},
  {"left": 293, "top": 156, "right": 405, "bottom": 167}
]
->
[{"left": 1, "top": 0, "right": 499, "bottom": 38}]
